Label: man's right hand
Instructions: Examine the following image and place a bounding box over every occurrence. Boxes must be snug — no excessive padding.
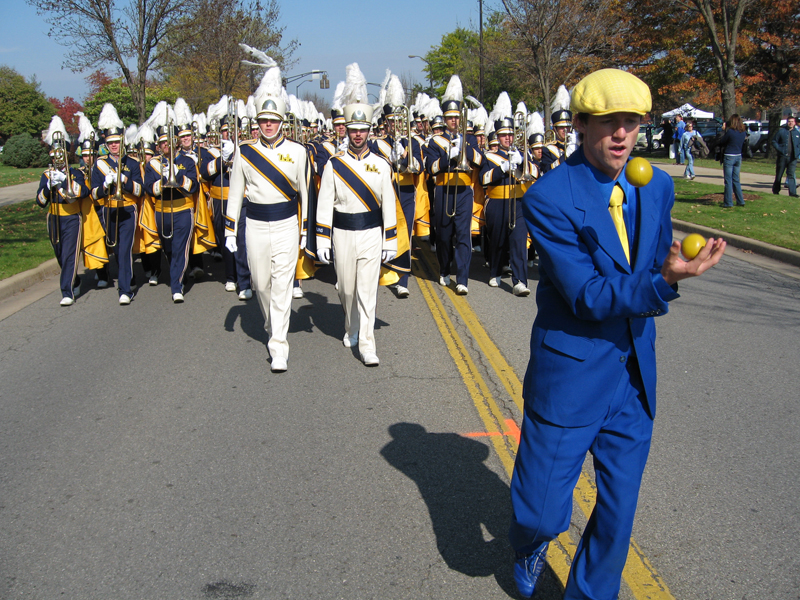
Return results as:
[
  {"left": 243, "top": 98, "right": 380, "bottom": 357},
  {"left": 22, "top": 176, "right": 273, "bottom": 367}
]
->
[
  {"left": 225, "top": 236, "right": 238, "bottom": 253},
  {"left": 661, "top": 237, "right": 726, "bottom": 285},
  {"left": 317, "top": 248, "right": 331, "bottom": 264}
]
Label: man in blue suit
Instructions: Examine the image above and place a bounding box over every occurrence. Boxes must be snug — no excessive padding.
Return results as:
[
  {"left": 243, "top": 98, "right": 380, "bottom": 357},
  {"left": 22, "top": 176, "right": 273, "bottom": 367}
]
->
[{"left": 510, "top": 69, "right": 727, "bottom": 599}]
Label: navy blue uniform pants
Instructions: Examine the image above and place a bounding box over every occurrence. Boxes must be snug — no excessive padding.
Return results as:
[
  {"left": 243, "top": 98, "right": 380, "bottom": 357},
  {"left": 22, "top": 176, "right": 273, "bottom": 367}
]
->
[
  {"left": 396, "top": 185, "right": 416, "bottom": 288},
  {"left": 433, "top": 184, "right": 472, "bottom": 285},
  {"left": 104, "top": 205, "right": 137, "bottom": 296},
  {"left": 510, "top": 357, "right": 653, "bottom": 600},
  {"left": 48, "top": 212, "right": 81, "bottom": 299},
  {"left": 213, "top": 197, "right": 251, "bottom": 289},
  {"left": 157, "top": 208, "right": 193, "bottom": 295},
  {"left": 484, "top": 197, "right": 527, "bottom": 286}
]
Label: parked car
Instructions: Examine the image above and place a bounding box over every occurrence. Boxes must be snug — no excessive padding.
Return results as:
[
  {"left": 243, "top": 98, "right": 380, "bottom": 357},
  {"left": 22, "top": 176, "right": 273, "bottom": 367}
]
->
[
  {"left": 635, "top": 125, "right": 663, "bottom": 150},
  {"left": 743, "top": 120, "right": 770, "bottom": 153}
]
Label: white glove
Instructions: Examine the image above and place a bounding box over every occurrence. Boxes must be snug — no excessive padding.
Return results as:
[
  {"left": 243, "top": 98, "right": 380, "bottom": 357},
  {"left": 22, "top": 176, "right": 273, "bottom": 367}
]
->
[
  {"left": 104, "top": 171, "right": 117, "bottom": 188},
  {"left": 448, "top": 139, "right": 461, "bottom": 159},
  {"left": 300, "top": 234, "right": 307, "bottom": 249},
  {"left": 509, "top": 150, "right": 524, "bottom": 166},
  {"left": 317, "top": 248, "right": 331, "bottom": 264},
  {"left": 500, "top": 160, "right": 510, "bottom": 173},
  {"left": 221, "top": 140, "right": 234, "bottom": 161},
  {"left": 161, "top": 163, "right": 170, "bottom": 178},
  {"left": 337, "top": 139, "right": 349, "bottom": 152},
  {"left": 410, "top": 157, "right": 420, "bottom": 172},
  {"left": 394, "top": 140, "right": 405, "bottom": 156},
  {"left": 225, "top": 236, "right": 238, "bottom": 253},
  {"left": 382, "top": 249, "right": 397, "bottom": 263},
  {"left": 390, "top": 149, "right": 399, "bottom": 164},
  {"left": 48, "top": 171, "right": 66, "bottom": 189}
]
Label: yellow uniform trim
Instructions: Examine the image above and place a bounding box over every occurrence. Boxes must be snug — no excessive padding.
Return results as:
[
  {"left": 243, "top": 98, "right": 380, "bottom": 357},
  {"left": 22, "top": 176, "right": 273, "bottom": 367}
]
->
[{"left": 435, "top": 172, "right": 473, "bottom": 186}]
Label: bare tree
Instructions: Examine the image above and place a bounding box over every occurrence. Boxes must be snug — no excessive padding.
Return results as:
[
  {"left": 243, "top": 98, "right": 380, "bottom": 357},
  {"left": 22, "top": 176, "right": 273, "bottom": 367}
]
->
[
  {"left": 500, "top": 0, "right": 625, "bottom": 125},
  {"left": 159, "top": 0, "right": 297, "bottom": 110},
  {"left": 28, "top": 0, "right": 196, "bottom": 123}
]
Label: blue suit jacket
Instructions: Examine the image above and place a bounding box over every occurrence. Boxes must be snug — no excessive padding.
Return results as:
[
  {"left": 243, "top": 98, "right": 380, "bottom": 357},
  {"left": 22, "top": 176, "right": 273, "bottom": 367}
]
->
[{"left": 521, "top": 148, "right": 679, "bottom": 427}]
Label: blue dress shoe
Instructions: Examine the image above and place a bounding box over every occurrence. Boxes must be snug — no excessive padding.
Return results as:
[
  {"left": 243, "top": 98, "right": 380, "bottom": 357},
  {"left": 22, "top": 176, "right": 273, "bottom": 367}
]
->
[{"left": 514, "top": 542, "right": 548, "bottom": 598}]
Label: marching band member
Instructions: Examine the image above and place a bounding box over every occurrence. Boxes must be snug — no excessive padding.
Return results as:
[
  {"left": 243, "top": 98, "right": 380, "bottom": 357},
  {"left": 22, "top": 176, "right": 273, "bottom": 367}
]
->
[
  {"left": 36, "top": 116, "right": 92, "bottom": 306},
  {"left": 316, "top": 63, "right": 398, "bottom": 367},
  {"left": 135, "top": 124, "right": 162, "bottom": 284},
  {"left": 144, "top": 102, "right": 200, "bottom": 303},
  {"left": 368, "top": 75, "right": 420, "bottom": 298},
  {"left": 202, "top": 97, "right": 252, "bottom": 299},
  {"left": 75, "top": 112, "right": 110, "bottom": 276},
  {"left": 424, "top": 75, "right": 483, "bottom": 295},
  {"left": 224, "top": 62, "right": 309, "bottom": 372},
  {"left": 480, "top": 93, "right": 537, "bottom": 296},
  {"left": 541, "top": 85, "right": 572, "bottom": 172},
  {"left": 91, "top": 103, "right": 143, "bottom": 305}
]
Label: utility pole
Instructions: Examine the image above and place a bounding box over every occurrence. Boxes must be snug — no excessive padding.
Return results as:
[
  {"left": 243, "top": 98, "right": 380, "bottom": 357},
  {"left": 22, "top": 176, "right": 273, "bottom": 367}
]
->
[{"left": 479, "top": 0, "right": 484, "bottom": 104}]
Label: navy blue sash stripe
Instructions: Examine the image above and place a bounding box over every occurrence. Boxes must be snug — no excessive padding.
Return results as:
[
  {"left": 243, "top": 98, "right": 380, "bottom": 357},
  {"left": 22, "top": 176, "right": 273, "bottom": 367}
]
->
[
  {"left": 331, "top": 158, "right": 381, "bottom": 213},
  {"left": 240, "top": 145, "right": 297, "bottom": 202},
  {"left": 224, "top": 216, "right": 235, "bottom": 232},
  {"left": 247, "top": 200, "right": 297, "bottom": 222},
  {"left": 332, "top": 210, "right": 382, "bottom": 231}
]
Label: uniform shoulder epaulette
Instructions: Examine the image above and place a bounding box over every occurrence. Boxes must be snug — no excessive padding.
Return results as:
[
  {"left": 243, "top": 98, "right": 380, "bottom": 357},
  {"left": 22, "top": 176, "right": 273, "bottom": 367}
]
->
[
  {"left": 333, "top": 151, "right": 346, "bottom": 158},
  {"left": 240, "top": 139, "right": 256, "bottom": 146}
]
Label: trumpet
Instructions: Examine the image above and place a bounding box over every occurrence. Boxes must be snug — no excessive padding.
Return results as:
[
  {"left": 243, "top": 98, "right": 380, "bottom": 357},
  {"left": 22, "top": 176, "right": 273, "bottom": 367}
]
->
[
  {"left": 544, "top": 129, "right": 557, "bottom": 145},
  {"left": 285, "top": 113, "right": 299, "bottom": 141},
  {"left": 513, "top": 110, "right": 535, "bottom": 183},
  {"left": 207, "top": 120, "right": 221, "bottom": 149},
  {"left": 51, "top": 131, "right": 78, "bottom": 201}
]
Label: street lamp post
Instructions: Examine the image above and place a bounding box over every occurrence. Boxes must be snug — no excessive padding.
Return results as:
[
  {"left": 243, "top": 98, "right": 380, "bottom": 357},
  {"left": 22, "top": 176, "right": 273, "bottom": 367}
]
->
[{"left": 408, "top": 55, "right": 434, "bottom": 95}]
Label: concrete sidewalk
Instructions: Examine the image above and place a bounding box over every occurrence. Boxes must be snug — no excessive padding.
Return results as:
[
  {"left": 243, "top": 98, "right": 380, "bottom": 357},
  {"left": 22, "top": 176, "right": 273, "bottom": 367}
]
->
[
  {"left": 651, "top": 159, "right": 785, "bottom": 196},
  {"left": 0, "top": 181, "right": 38, "bottom": 207}
]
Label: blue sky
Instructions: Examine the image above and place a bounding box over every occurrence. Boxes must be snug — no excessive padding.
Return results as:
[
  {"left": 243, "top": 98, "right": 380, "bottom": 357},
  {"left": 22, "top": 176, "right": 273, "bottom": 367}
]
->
[{"left": 2, "top": 0, "right": 490, "bottom": 108}]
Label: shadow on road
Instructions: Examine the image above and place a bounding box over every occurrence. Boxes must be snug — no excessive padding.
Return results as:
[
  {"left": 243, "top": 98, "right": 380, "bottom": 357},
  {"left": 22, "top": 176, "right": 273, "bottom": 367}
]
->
[{"left": 380, "top": 422, "right": 563, "bottom": 598}]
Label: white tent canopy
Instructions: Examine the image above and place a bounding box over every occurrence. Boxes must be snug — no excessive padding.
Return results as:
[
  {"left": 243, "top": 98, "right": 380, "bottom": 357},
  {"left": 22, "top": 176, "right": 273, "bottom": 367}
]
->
[{"left": 662, "top": 103, "right": 714, "bottom": 119}]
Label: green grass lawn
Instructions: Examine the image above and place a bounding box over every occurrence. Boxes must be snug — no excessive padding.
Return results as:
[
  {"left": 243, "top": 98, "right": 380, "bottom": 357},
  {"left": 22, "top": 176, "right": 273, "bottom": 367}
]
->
[
  {"left": 672, "top": 177, "right": 800, "bottom": 252},
  {"left": 0, "top": 202, "right": 55, "bottom": 280},
  {"left": 0, "top": 164, "right": 46, "bottom": 188}
]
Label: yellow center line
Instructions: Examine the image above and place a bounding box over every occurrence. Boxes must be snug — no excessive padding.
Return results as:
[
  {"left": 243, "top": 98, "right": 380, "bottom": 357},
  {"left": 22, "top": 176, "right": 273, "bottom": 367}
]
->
[{"left": 411, "top": 247, "right": 673, "bottom": 599}]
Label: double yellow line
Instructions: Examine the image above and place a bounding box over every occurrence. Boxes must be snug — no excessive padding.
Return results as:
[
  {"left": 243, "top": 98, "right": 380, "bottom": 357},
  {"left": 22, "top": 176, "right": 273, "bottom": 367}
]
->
[{"left": 412, "top": 250, "right": 673, "bottom": 599}]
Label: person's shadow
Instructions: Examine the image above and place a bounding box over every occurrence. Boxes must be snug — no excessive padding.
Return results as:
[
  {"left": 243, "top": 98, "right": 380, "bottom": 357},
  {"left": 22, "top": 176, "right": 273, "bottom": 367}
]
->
[{"left": 380, "top": 423, "right": 562, "bottom": 598}]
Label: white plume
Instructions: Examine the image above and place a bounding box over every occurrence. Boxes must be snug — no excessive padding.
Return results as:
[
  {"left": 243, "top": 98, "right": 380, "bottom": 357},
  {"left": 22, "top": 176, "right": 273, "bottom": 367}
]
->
[
  {"left": 137, "top": 123, "right": 155, "bottom": 144},
  {"left": 376, "top": 69, "right": 392, "bottom": 108},
  {"left": 254, "top": 64, "right": 283, "bottom": 100},
  {"left": 386, "top": 75, "right": 405, "bottom": 108},
  {"left": 442, "top": 75, "right": 463, "bottom": 102},
  {"left": 98, "top": 103, "right": 123, "bottom": 130},
  {"left": 245, "top": 96, "right": 256, "bottom": 120},
  {"left": 288, "top": 94, "right": 302, "bottom": 117},
  {"left": 465, "top": 95, "right": 482, "bottom": 108},
  {"left": 342, "top": 63, "right": 368, "bottom": 105},
  {"left": 207, "top": 96, "right": 228, "bottom": 124},
  {"left": 470, "top": 105, "right": 489, "bottom": 130},
  {"left": 194, "top": 113, "right": 207, "bottom": 135},
  {"left": 150, "top": 101, "right": 175, "bottom": 128},
  {"left": 45, "top": 115, "right": 68, "bottom": 146},
  {"left": 76, "top": 111, "right": 96, "bottom": 143},
  {"left": 239, "top": 43, "right": 278, "bottom": 69},
  {"left": 174, "top": 97, "right": 192, "bottom": 126},
  {"left": 527, "top": 112, "right": 545, "bottom": 137},
  {"left": 516, "top": 102, "right": 528, "bottom": 116},
  {"left": 423, "top": 97, "right": 442, "bottom": 121},
  {"left": 551, "top": 85, "right": 571, "bottom": 113},
  {"left": 331, "top": 81, "right": 346, "bottom": 111},
  {"left": 125, "top": 124, "right": 138, "bottom": 145},
  {"left": 488, "top": 92, "right": 512, "bottom": 124}
]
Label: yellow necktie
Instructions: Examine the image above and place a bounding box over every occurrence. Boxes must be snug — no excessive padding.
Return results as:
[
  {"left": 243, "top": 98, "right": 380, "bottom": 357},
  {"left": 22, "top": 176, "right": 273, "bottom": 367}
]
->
[{"left": 609, "top": 184, "right": 630, "bottom": 264}]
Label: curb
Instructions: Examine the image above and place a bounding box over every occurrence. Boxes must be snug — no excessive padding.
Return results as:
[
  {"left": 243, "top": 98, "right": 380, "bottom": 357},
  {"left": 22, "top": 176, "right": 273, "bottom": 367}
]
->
[
  {"left": 0, "top": 258, "right": 61, "bottom": 303},
  {"left": 672, "top": 219, "right": 800, "bottom": 268}
]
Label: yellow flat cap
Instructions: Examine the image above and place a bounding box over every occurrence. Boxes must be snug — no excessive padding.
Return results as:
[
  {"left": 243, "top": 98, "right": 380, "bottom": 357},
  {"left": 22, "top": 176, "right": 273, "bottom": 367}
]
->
[{"left": 570, "top": 69, "right": 651, "bottom": 116}]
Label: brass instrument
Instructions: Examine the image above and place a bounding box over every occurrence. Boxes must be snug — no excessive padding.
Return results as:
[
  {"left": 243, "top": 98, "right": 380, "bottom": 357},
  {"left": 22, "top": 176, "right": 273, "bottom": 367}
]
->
[
  {"left": 445, "top": 105, "right": 471, "bottom": 218},
  {"left": 285, "top": 113, "right": 299, "bottom": 141},
  {"left": 394, "top": 105, "right": 419, "bottom": 174},
  {"left": 513, "top": 110, "right": 535, "bottom": 183},
  {"left": 207, "top": 120, "right": 221, "bottom": 149},
  {"left": 544, "top": 129, "right": 557, "bottom": 145},
  {"left": 162, "top": 119, "right": 180, "bottom": 240},
  {"left": 52, "top": 131, "right": 78, "bottom": 201},
  {"left": 104, "top": 146, "right": 125, "bottom": 248}
]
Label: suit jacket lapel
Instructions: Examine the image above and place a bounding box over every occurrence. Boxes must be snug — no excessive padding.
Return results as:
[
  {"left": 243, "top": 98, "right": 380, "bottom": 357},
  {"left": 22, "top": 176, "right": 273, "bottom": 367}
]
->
[
  {"left": 631, "top": 183, "right": 659, "bottom": 271},
  {"left": 568, "top": 153, "right": 632, "bottom": 273}
]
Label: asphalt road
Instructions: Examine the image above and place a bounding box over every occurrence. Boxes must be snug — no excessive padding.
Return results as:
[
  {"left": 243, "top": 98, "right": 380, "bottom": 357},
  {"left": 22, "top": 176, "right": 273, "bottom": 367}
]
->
[{"left": 1, "top": 239, "right": 799, "bottom": 599}]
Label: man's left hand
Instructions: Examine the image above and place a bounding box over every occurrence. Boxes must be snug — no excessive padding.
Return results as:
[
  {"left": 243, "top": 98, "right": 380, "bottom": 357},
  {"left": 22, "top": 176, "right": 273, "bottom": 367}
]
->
[
  {"left": 661, "top": 237, "right": 726, "bottom": 285},
  {"left": 381, "top": 250, "right": 396, "bottom": 263}
]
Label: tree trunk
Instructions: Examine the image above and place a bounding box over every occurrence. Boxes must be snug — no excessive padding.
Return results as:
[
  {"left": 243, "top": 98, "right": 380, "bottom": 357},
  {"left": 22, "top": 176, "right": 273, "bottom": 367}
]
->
[
  {"left": 764, "top": 110, "right": 782, "bottom": 160},
  {"left": 720, "top": 75, "right": 737, "bottom": 121}
]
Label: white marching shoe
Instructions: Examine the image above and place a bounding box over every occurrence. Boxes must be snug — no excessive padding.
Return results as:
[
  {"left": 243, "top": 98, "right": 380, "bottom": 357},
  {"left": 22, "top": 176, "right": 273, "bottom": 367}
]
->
[
  {"left": 119, "top": 294, "right": 131, "bottom": 305},
  {"left": 513, "top": 282, "right": 531, "bottom": 297},
  {"left": 60, "top": 297, "right": 74, "bottom": 306},
  {"left": 292, "top": 286, "right": 304, "bottom": 299},
  {"left": 396, "top": 285, "right": 409, "bottom": 298},
  {"left": 238, "top": 289, "right": 253, "bottom": 300},
  {"left": 172, "top": 293, "right": 184, "bottom": 303},
  {"left": 224, "top": 281, "right": 237, "bottom": 292},
  {"left": 489, "top": 277, "right": 500, "bottom": 288},
  {"left": 271, "top": 357, "right": 288, "bottom": 372},
  {"left": 455, "top": 284, "right": 469, "bottom": 295},
  {"left": 362, "top": 352, "right": 380, "bottom": 366},
  {"left": 343, "top": 333, "right": 358, "bottom": 348},
  {"left": 439, "top": 275, "right": 450, "bottom": 287}
]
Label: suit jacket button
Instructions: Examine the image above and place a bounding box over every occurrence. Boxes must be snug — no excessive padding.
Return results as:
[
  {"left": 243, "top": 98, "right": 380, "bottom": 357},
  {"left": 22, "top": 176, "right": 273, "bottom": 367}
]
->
[{"left": 620, "top": 356, "right": 626, "bottom": 363}]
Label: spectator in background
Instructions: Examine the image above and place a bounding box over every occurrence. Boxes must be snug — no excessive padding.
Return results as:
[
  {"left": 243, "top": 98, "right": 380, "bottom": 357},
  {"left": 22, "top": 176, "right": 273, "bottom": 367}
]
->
[
  {"left": 771, "top": 115, "right": 799, "bottom": 198},
  {"left": 680, "top": 120, "right": 699, "bottom": 180},
  {"left": 661, "top": 118, "right": 673, "bottom": 158},
  {"left": 717, "top": 114, "right": 747, "bottom": 208},
  {"left": 673, "top": 115, "right": 685, "bottom": 165}
]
